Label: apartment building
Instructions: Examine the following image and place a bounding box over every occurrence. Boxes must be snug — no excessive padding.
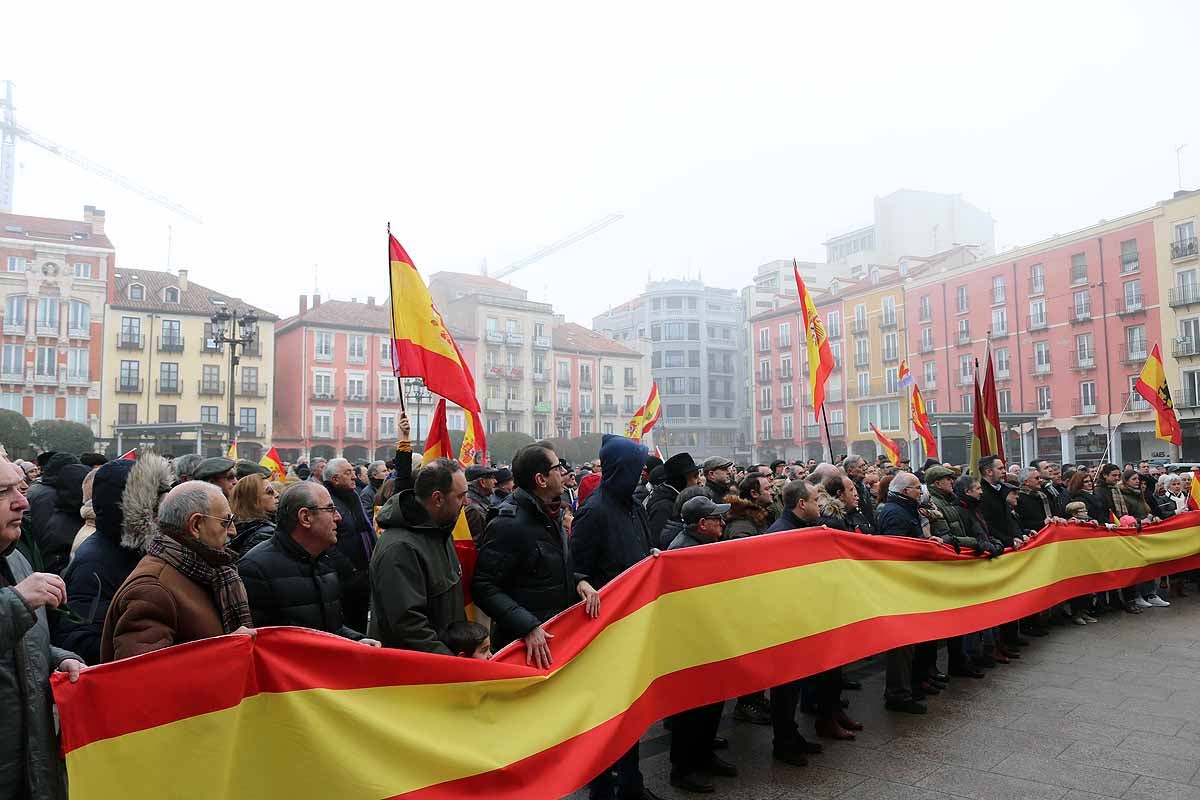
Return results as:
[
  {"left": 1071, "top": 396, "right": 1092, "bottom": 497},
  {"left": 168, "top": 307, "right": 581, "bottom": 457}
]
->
[
  {"left": 1153, "top": 189, "right": 1200, "bottom": 459},
  {"left": 550, "top": 322, "right": 650, "bottom": 441},
  {"left": 101, "top": 268, "right": 277, "bottom": 459},
  {"left": 0, "top": 206, "right": 111, "bottom": 432}
]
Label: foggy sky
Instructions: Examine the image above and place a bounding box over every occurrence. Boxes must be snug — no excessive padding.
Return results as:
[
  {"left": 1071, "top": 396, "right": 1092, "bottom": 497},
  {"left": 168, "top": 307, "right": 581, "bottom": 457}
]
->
[{"left": 4, "top": 1, "right": 1198, "bottom": 325}]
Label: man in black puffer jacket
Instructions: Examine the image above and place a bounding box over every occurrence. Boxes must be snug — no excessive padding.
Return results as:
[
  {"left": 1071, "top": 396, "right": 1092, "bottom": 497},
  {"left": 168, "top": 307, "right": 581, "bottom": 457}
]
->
[
  {"left": 645, "top": 453, "right": 700, "bottom": 548},
  {"left": 25, "top": 452, "right": 80, "bottom": 549},
  {"left": 323, "top": 457, "right": 377, "bottom": 631},
  {"left": 473, "top": 444, "right": 600, "bottom": 664},
  {"left": 238, "top": 482, "right": 377, "bottom": 644},
  {"left": 40, "top": 463, "right": 90, "bottom": 574}
]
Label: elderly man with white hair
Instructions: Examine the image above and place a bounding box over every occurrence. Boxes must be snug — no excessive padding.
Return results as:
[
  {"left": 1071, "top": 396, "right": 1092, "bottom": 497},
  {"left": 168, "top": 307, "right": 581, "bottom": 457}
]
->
[
  {"left": 100, "top": 481, "right": 253, "bottom": 662},
  {"left": 322, "top": 457, "right": 376, "bottom": 631}
]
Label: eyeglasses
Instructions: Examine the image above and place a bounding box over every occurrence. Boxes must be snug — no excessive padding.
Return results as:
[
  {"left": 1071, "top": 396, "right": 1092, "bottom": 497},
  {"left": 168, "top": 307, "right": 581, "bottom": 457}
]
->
[
  {"left": 198, "top": 514, "right": 237, "bottom": 530},
  {"left": 545, "top": 463, "right": 570, "bottom": 475},
  {"left": 307, "top": 505, "right": 338, "bottom": 515}
]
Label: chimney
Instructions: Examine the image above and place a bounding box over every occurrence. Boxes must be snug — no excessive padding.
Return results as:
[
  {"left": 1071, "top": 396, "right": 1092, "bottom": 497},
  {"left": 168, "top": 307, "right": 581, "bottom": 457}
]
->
[
  {"left": 351, "top": 297, "right": 357, "bottom": 303},
  {"left": 313, "top": 294, "right": 321, "bottom": 308},
  {"left": 299, "top": 294, "right": 308, "bottom": 315},
  {"left": 177, "top": 268, "right": 189, "bottom": 291},
  {"left": 367, "top": 296, "right": 375, "bottom": 306},
  {"left": 82, "top": 205, "right": 105, "bottom": 235}
]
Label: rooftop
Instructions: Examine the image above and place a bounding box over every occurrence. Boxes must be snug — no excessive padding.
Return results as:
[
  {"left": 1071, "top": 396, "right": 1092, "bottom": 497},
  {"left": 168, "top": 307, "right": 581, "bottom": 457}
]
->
[
  {"left": 0, "top": 209, "right": 115, "bottom": 250},
  {"left": 276, "top": 296, "right": 475, "bottom": 340},
  {"left": 110, "top": 268, "right": 277, "bottom": 319},
  {"left": 554, "top": 323, "right": 642, "bottom": 357}
]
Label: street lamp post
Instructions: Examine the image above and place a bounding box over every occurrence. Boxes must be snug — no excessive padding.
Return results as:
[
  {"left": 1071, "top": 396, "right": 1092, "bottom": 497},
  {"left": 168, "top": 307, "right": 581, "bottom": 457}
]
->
[
  {"left": 405, "top": 379, "right": 432, "bottom": 442},
  {"left": 208, "top": 307, "right": 258, "bottom": 455}
]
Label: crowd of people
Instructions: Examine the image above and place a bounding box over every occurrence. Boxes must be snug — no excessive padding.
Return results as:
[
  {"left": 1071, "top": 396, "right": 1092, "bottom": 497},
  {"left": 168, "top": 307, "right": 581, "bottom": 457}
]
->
[{"left": 0, "top": 422, "right": 1193, "bottom": 799}]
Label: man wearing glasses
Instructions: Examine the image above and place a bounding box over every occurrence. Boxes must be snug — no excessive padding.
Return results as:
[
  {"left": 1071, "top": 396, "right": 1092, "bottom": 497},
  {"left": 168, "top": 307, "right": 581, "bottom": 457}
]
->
[
  {"left": 473, "top": 444, "right": 600, "bottom": 669},
  {"left": 101, "top": 481, "right": 254, "bottom": 661}
]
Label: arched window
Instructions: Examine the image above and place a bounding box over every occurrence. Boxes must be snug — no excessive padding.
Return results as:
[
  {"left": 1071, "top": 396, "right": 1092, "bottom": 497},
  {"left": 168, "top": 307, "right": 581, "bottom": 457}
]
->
[
  {"left": 4, "top": 295, "right": 25, "bottom": 326},
  {"left": 68, "top": 300, "right": 90, "bottom": 333},
  {"left": 128, "top": 283, "right": 144, "bottom": 301},
  {"left": 164, "top": 286, "right": 180, "bottom": 303}
]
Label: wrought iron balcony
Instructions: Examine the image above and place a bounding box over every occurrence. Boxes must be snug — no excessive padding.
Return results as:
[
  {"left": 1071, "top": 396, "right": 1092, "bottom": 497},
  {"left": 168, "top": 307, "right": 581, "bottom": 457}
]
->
[
  {"left": 201, "top": 380, "right": 228, "bottom": 397},
  {"left": 116, "top": 378, "right": 144, "bottom": 394},
  {"left": 1171, "top": 237, "right": 1199, "bottom": 261},
  {"left": 116, "top": 333, "right": 144, "bottom": 350}
]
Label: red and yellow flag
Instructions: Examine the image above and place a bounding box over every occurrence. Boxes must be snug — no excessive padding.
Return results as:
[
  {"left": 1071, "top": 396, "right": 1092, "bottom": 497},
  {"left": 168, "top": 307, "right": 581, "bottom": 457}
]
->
[
  {"left": 1188, "top": 473, "right": 1200, "bottom": 511},
  {"left": 226, "top": 441, "right": 238, "bottom": 460},
  {"left": 794, "top": 261, "right": 835, "bottom": 417},
  {"left": 624, "top": 382, "right": 661, "bottom": 442},
  {"left": 422, "top": 399, "right": 455, "bottom": 465},
  {"left": 1134, "top": 343, "right": 1182, "bottom": 446},
  {"left": 54, "top": 514, "right": 1200, "bottom": 799},
  {"left": 911, "top": 383, "right": 937, "bottom": 461},
  {"left": 981, "top": 345, "right": 1004, "bottom": 460},
  {"left": 870, "top": 423, "right": 901, "bottom": 466},
  {"left": 117, "top": 448, "right": 137, "bottom": 461},
  {"left": 459, "top": 408, "right": 486, "bottom": 465},
  {"left": 452, "top": 509, "right": 478, "bottom": 619},
  {"left": 389, "top": 233, "right": 481, "bottom": 413},
  {"left": 258, "top": 447, "right": 284, "bottom": 480}
]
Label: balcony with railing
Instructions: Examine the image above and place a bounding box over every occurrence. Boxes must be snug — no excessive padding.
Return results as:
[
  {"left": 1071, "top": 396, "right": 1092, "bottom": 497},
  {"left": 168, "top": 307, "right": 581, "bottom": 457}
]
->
[
  {"left": 1114, "top": 294, "right": 1145, "bottom": 317},
  {"left": 532, "top": 371, "right": 548, "bottom": 384},
  {"left": 779, "top": 396, "right": 794, "bottom": 409},
  {"left": 1029, "top": 359, "right": 1052, "bottom": 377},
  {"left": 556, "top": 374, "right": 571, "bottom": 387},
  {"left": 1169, "top": 284, "right": 1200, "bottom": 308},
  {"left": 1174, "top": 338, "right": 1200, "bottom": 359},
  {"left": 919, "top": 340, "right": 934, "bottom": 353},
  {"left": 533, "top": 401, "right": 551, "bottom": 414},
  {"left": 1171, "top": 237, "right": 1199, "bottom": 261},
  {"left": 956, "top": 373, "right": 974, "bottom": 387},
  {"left": 2, "top": 318, "right": 24, "bottom": 335},
  {"left": 1123, "top": 391, "right": 1152, "bottom": 412},
  {"left": 1028, "top": 276, "right": 1045, "bottom": 295},
  {"left": 67, "top": 323, "right": 89, "bottom": 339},
  {"left": 502, "top": 333, "right": 523, "bottom": 348},
  {"left": 505, "top": 366, "right": 524, "bottom": 380},
  {"left": 881, "top": 349, "right": 899, "bottom": 364},
  {"left": 484, "top": 331, "right": 504, "bottom": 344},
  {"left": 238, "top": 382, "right": 269, "bottom": 399},
  {"left": 533, "top": 335, "right": 551, "bottom": 349},
  {"left": 759, "top": 400, "right": 772, "bottom": 412},
  {"left": 758, "top": 367, "right": 772, "bottom": 382},
  {"left": 344, "top": 386, "right": 368, "bottom": 403},
  {"left": 848, "top": 381, "right": 900, "bottom": 399},
  {"left": 485, "top": 365, "right": 505, "bottom": 381},
  {"left": 1068, "top": 350, "right": 1096, "bottom": 371},
  {"left": 308, "top": 383, "right": 334, "bottom": 401},
  {"left": 851, "top": 318, "right": 868, "bottom": 335},
  {"left": 924, "top": 377, "right": 937, "bottom": 390},
  {"left": 242, "top": 341, "right": 262, "bottom": 358},
  {"left": 1070, "top": 305, "right": 1093, "bottom": 324},
  {"left": 1027, "top": 313, "right": 1048, "bottom": 332},
  {"left": 779, "top": 368, "right": 793, "bottom": 381},
  {"left": 853, "top": 353, "right": 869, "bottom": 368},
  {"left": 599, "top": 403, "right": 619, "bottom": 415},
  {"left": 484, "top": 398, "right": 506, "bottom": 412},
  {"left": 991, "top": 325, "right": 1010, "bottom": 339},
  {"left": 579, "top": 379, "right": 593, "bottom": 391},
  {"left": 201, "top": 337, "right": 223, "bottom": 354},
  {"left": 116, "top": 377, "right": 144, "bottom": 394},
  {"left": 0, "top": 367, "right": 23, "bottom": 384},
  {"left": 240, "top": 425, "right": 268, "bottom": 439},
  {"left": 1118, "top": 343, "right": 1148, "bottom": 364},
  {"left": 878, "top": 315, "right": 897, "bottom": 331},
  {"left": 377, "top": 391, "right": 401, "bottom": 405},
  {"left": 777, "top": 335, "right": 791, "bottom": 349},
  {"left": 116, "top": 333, "right": 144, "bottom": 350},
  {"left": 506, "top": 399, "right": 530, "bottom": 413},
  {"left": 33, "top": 367, "right": 59, "bottom": 386},
  {"left": 956, "top": 330, "right": 972, "bottom": 346},
  {"left": 1071, "top": 399, "right": 1098, "bottom": 417},
  {"left": 156, "top": 335, "right": 184, "bottom": 353},
  {"left": 758, "top": 337, "right": 771, "bottom": 352},
  {"left": 155, "top": 379, "right": 182, "bottom": 396},
  {"left": 1070, "top": 267, "right": 1088, "bottom": 286},
  {"left": 1120, "top": 255, "right": 1140, "bottom": 274}
]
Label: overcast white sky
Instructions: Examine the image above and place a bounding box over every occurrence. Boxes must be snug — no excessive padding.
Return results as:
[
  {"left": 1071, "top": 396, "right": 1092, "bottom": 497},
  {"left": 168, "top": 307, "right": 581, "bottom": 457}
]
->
[{"left": 4, "top": 2, "right": 1199, "bottom": 324}]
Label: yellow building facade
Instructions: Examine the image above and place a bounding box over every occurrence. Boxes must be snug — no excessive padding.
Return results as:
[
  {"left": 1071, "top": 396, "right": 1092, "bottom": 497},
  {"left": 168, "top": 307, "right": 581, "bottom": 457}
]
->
[
  {"left": 1154, "top": 188, "right": 1200, "bottom": 458},
  {"left": 841, "top": 268, "right": 912, "bottom": 461},
  {"left": 100, "top": 268, "right": 277, "bottom": 459}
]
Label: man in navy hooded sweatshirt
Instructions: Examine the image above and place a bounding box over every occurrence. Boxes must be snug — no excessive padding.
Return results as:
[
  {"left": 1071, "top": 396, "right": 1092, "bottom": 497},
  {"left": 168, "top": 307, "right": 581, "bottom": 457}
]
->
[{"left": 571, "top": 434, "right": 663, "bottom": 800}]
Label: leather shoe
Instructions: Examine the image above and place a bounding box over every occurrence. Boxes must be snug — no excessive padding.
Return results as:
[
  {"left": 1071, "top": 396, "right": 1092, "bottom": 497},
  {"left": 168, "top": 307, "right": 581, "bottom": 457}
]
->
[
  {"left": 733, "top": 702, "right": 771, "bottom": 725},
  {"left": 835, "top": 709, "right": 864, "bottom": 731},
  {"left": 885, "top": 699, "right": 928, "bottom": 714},
  {"left": 841, "top": 679, "right": 863, "bottom": 691},
  {"left": 917, "top": 681, "right": 941, "bottom": 696},
  {"left": 949, "top": 665, "right": 985, "bottom": 679},
  {"left": 669, "top": 770, "right": 714, "bottom": 793},
  {"left": 929, "top": 671, "right": 949, "bottom": 682},
  {"left": 772, "top": 742, "right": 808, "bottom": 767},
  {"left": 711, "top": 736, "right": 729, "bottom": 750},
  {"left": 815, "top": 718, "right": 856, "bottom": 740},
  {"left": 928, "top": 679, "right": 949, "bottom": 690},
  {"left": 700, "top": 755, "right": 738, "bottom": 777}
]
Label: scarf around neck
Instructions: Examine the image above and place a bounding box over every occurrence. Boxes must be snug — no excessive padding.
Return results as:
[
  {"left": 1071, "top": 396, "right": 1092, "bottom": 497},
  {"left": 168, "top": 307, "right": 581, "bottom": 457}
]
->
[{"left": 148, "top": 530, "right": 252, "bottom": 634}]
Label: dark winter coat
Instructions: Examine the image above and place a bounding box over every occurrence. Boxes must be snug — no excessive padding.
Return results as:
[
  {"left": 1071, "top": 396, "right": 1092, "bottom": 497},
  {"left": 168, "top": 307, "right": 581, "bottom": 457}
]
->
[
  {"left": 325, "top": 480, "right": 375, "bottom": 630},
  {"left": 850, "top": 476, "right": 877, "bottom": 526},
  {"left": 632, "top": 480, "right": 651, "bottom": 507},
  {"left": 25, "top": 453, "right": 80, "bottom": 547},
  {"left": 978, "top": 479, "right": 1011, "bottom": 540},
  {"left": 722, "top": 495, "right": 771, "bottom": 539},
  {"left": 51, "top": 458, "right": 147, "bottom": 667},
  {"left": 39, "top": 463, "right": 90, "bottom": 575},
  {"left": 875, "top": 493, "right": 924, "bottom": 538},
  {"left": 1119, "top": 485, "right": 1152, "bottom": 520},
  {"left": 1070, "top": 489, "right": 1107, "bottom": 522},
  {"left": 367, "top": 490, "right": 464, "bottom": 654},
  {"left": 765, "top": 508, "right": 818, "bottom": 534},
  {"left": 645, "top": 482, "right": 681, "bottom": 547},
  {"left": 1016, "top": 486, "right": 1056, "bottom": 532},
  {"left": 472, "top": 488, "right": 575, "bottom": 650},
  {"left": 237, "top": 529, "right": 364, "bottom": 640},
  {"left": 1, "top": 546, "right": 80, "bottom": 800},
  {"left": 928, "top": 485, "right": 966, "bottom": 539},
  {"left": 817, "top": 496, "right": 874, "bottom": 534},
  {"left": 464, "top": 484, "right": 494, "bottom": 542},
  {"left": 230, "top": 517, "right": 277, "bottom": 558},
  {"left": 1151, "top": 492, "right": 1178, "bottom": 519},
  {"left": 570, "top": 435, "right": 652, "bottom": 590}
]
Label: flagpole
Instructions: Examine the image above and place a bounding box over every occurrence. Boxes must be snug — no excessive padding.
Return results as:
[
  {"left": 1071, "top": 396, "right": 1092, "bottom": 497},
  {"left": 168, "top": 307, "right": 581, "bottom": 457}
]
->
[
  {"left": 387, "top": 222, "right": 409, "bottom": 422},
  {"left": 1099, "top": 389, "right": 1134, "bottom": 466},
  {"left": 820, "top": 404, "right": 835, "bottom": 463}
]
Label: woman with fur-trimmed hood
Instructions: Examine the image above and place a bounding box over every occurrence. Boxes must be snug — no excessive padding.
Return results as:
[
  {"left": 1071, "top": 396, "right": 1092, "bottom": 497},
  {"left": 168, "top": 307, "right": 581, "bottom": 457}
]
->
[
  {"left": 52, "top": 454, "right": 174, "bottom": 665},
  {"left": 722, "top": 474, "right": 775, "bottom": 539}
]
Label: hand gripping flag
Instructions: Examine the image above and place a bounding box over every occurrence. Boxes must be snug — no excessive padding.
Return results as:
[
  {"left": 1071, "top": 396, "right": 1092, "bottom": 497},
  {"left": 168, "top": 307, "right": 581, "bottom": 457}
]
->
[
  {"left": 625, "top": 382, "right": 662, "bottom": 442},
  {"left": 794, "top": 261, "right": 835, "bottom": 416},
  {"left": 389, "top": 233, "right": 481, "bottom": 414},
  {"left": 1134, "top": 343, "right": 1182, "bottom": 446},
  {"left": 870, "top": 423, "right": 901, "bottom": 466}
]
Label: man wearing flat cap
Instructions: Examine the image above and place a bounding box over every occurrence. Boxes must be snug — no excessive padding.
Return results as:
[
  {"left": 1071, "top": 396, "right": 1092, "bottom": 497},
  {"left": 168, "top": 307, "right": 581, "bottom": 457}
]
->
[
  {"left": 235, "top": 459, "right": 272, "bottom": 481},
  {"left": 463, "top": 465, "right": 499, "bottom": 541},
  {"left": 701, "top": 456, "right": 735, "bottom": 505},
  {"left": 193, "top": 457, "right": 237, "bottom": 499}
]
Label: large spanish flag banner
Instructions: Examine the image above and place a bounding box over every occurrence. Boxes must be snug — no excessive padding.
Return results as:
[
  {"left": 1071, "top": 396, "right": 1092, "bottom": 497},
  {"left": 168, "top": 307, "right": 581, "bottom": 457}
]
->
[
  {"left": 55, "top": 516, "right": 1200, "bottom": 800},
  {"left": 389, "top": 233, "right": 481, "bottom": 413},
  {"left": 1134, "top": 343, "right": 1183, "bottom": 446}
]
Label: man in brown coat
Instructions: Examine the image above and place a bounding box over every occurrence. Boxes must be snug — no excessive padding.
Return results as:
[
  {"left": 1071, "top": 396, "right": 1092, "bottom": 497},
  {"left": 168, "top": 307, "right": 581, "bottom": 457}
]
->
[{"left": 101, "top": 481, "right": 254, "bottom": 662}]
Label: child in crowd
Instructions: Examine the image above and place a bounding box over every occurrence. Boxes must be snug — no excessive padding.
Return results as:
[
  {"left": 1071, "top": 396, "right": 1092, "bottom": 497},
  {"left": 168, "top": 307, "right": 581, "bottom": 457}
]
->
[{"left": 442, "top": 621, "right": 491, "bottom": 660}]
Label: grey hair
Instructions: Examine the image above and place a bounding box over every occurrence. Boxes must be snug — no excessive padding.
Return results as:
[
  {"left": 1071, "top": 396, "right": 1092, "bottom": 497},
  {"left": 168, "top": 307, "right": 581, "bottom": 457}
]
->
[
  {"left": 1158, "top": 473, "right": 1179, "bottom": 491},
  {"left": 368, "top": 460, "right": 387, "bottom": 476},
  {"left": 310, "top": 457, "right": 327, "bottom": 467},
  {"left": 277, "top": 481, "right": 322, "bottom": 534},
  {"left": 173, "top": 453, "right": 203, "bottom": 483},
  {"left": 890, "top": 472, "right": 920, "bottom": 493},
  {"left": 326, "top": 458, "right": 351, "bottom": 476},
  {"left": 1017, "top": 467, "right": 1039, "bottom": 483},
  {"left": 842, "top": 455, "right": 866, "bottom": 470},
  {"left": 158, "top": 481, "right": 222, "bottom": 534}
]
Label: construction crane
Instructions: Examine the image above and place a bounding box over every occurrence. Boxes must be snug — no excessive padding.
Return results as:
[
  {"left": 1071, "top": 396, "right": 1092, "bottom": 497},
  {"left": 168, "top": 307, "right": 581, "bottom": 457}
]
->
[
  {"left": 0, "top": 80, "right": 202, "bottom": 222},
  {"left": 488, "top": 214, "right": 623, "bottom": 280}
]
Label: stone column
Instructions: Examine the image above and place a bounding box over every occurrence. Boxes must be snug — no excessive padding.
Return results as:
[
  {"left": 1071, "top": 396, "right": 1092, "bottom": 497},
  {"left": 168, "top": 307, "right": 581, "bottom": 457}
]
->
[{"left": 1059, "top": 429, "right": 1074, "bottom": 464}]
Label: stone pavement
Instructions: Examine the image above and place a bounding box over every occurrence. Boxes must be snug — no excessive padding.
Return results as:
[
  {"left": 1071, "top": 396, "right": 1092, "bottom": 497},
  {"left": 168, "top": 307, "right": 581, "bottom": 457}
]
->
[{"left": 569, "top": 592, "right": 1200, "bottom": 799}]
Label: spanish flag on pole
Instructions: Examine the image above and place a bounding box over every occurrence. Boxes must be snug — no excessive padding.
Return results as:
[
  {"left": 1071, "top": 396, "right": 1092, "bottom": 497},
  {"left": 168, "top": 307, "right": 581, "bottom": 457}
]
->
[
  {"left": 258, "top": 447, "right": 284, "bottom": 480},
  {"left": 870, "top": 423, "right": 902, "bottom": 466},
  {"left": 1134, "top": 343, "right": 1182, "bottom": 446},
  {"left": 793, "top": 261, "right": 835, "bottom": 416},
  {"left": 625, "top": 382, "right": 662, "bottom": 442},
  {"left": 388, "top": 232, "right": 481, "bottom": 414},
  {"left": 969, "top": 345, "right": 1005, "bottom": 475},
  {"left": 422, "top": 399, "right": 455, "bottom": 465},
  {"left": 911, "top": 383, "right": 938, "bottom": 461}
]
